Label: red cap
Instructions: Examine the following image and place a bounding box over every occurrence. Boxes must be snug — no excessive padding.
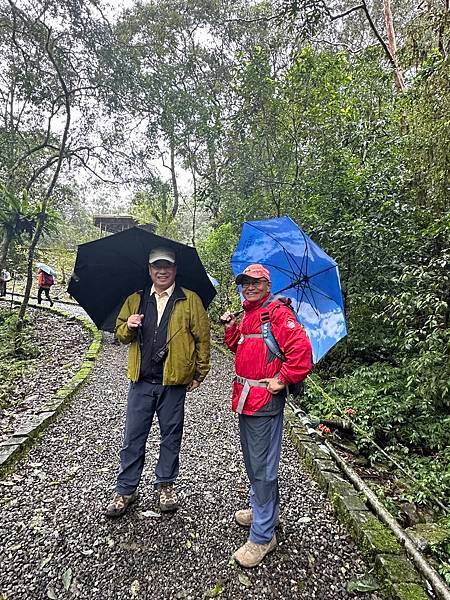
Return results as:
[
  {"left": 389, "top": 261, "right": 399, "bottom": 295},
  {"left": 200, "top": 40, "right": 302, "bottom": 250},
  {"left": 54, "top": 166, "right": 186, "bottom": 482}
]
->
[{"left": 235, "top": 264, "right": 271, "bottom": 284}]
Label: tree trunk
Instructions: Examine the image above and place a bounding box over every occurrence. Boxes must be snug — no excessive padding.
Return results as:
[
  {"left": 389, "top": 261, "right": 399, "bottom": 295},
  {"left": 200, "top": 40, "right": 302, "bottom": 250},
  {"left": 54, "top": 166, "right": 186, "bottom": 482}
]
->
[
  {"left": 382, "top": 0, "right": 406, "bottom": 91},
  {"left": 0, "top": 229, "right": 13, "bottom": 273}
]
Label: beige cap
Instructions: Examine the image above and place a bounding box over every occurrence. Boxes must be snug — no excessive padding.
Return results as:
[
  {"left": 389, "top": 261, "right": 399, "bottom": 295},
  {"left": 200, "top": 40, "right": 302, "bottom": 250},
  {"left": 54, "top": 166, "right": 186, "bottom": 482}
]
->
[{"left": 148, "top": 247, "right": 176, "bottom": 264}]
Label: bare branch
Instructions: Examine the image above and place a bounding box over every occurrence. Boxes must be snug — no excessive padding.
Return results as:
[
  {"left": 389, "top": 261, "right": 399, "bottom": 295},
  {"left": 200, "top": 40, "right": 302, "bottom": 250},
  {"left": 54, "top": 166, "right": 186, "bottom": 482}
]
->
[
  {"left": 41, "top": 23, "right": 71, "bottom": 202},
  {"left": 323, "top": 4, "right": 365, "bottom": 20}
]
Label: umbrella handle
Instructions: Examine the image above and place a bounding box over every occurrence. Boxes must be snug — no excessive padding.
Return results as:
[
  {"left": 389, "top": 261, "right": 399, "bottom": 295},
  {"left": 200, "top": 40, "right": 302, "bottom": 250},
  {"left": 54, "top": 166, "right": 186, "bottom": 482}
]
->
[{"left": 219, "top": 309, "right": 243, "bottom": 325}]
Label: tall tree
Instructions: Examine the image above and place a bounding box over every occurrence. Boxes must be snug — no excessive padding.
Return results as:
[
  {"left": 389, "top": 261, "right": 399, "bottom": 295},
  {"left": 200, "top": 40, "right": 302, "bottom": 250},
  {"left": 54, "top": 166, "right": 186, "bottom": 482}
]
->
[{"left": 0, "top": 0, "right": 114, "bottom": 338}]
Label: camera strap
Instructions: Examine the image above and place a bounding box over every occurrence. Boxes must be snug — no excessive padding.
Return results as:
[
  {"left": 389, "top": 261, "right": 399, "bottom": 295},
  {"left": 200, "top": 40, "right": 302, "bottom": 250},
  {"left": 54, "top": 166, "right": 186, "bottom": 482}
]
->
[{"left": 162, "top": 326, "right": 182, "bottom": 351}]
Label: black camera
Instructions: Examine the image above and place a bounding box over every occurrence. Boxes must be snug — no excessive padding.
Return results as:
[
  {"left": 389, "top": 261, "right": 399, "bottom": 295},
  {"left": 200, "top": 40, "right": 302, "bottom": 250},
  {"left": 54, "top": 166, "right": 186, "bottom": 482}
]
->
[{"left": 152, "top": 346, "right": 168, "bottom": 364}]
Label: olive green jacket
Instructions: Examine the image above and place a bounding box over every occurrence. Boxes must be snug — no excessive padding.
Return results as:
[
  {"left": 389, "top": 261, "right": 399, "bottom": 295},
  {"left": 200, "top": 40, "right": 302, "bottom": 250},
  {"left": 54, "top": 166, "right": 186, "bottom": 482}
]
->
[{"left": 115, "top": 286, "right": 211, "bottom": 385}]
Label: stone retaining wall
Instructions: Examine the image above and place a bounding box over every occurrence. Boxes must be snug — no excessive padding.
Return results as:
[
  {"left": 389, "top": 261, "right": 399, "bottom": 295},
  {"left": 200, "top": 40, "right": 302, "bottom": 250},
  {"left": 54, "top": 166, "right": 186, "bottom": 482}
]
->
[{"left": 285, "top": 407, "right": 432, "bottom": 600}]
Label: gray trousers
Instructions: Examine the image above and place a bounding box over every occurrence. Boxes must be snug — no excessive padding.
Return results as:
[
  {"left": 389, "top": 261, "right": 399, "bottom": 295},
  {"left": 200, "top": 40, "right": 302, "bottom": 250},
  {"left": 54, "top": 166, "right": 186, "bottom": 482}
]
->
[
  {"left": 116, "top": 380, "right": 186, "bottom": 495},
  {"left": 239, "top": 411, "right": 284, "bottom": 544}
]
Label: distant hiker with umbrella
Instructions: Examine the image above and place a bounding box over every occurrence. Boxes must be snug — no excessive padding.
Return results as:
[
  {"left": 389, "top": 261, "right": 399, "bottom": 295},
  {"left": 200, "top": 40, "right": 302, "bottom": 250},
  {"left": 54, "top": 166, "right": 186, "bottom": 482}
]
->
[
  {"left": 37, "top": 263, "right": 56, "bottom": 307},
  {"left": 105, "top": 247, "right": 211, "bottom": 518},
  {"left": 221, "top": 264, "right": 312, "bottom": 568}
]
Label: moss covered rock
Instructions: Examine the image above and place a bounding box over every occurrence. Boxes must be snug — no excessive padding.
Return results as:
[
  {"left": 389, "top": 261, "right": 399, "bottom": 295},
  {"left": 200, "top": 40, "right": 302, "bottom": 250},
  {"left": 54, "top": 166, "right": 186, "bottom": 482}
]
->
[
  {"left": 390, "top": 583, "right": 431, "bottom": 600},
  {"left": 348, "top": 512, "right": 402, "bottom": 556},
  {"left": 375, "top": 554, "right": 422, "bottom": 584}
]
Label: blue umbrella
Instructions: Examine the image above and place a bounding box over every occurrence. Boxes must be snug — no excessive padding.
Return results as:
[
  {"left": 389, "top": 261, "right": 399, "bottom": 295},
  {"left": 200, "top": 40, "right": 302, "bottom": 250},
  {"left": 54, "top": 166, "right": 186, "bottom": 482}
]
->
[
  {"left": 36, "top": 262, "right": 57, "bottom": 276},
  {"left": 231, "top": 216, "right": 347, "bottom": 363}
]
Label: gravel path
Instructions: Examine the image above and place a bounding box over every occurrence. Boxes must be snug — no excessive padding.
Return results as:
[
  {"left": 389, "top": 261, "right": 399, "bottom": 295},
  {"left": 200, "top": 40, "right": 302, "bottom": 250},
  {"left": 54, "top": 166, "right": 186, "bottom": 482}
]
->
[{"left": 0, "top": 336, "right": 380, "bottom": 600}]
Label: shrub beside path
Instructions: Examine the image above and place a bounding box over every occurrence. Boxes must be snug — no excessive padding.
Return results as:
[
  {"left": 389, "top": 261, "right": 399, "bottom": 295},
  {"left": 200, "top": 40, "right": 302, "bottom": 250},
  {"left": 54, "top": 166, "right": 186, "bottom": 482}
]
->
[{"left": 0, "top": 308, "right": 380, "bottom": 599}]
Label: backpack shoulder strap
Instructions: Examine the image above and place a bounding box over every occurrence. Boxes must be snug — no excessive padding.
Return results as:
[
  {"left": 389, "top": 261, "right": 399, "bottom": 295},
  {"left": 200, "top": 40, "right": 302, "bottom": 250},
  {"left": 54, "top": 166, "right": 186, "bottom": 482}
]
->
[{"left": 260, "top": 298, "right": 286, "bottom": 362}]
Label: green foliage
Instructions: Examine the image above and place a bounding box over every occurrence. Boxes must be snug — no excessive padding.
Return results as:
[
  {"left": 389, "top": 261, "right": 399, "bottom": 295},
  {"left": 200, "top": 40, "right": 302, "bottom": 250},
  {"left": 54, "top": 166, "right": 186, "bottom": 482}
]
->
[
  {"left": 0, "top": 185, "right": 61, "bottom": 279},
  {"left": 130, "top": 183, "right": 179, "bottom": 238},
  {"left": 0, "top": 186, "right": 37, "bottom": 239},
  {"left": 197, "top": 224, "right": 241, "bottom": 331},
  {"left": 304, "top": 366, "right": 450, "bottom": 504}
]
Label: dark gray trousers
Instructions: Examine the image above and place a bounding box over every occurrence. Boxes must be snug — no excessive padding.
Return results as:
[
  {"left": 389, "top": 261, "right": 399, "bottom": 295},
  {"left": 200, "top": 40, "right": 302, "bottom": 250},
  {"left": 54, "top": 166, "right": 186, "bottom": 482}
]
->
[{"left": 116, "top": 380, "right": 186, "bottom": 495}]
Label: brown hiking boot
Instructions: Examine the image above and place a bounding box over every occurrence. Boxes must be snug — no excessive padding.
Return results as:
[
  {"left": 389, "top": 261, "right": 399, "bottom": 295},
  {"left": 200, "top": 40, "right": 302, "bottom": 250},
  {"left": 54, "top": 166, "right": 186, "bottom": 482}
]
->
[
  {"left": 234, "top": 509, "right": 280, "bottom": 528},
  {"left": 233, "top": 535, "right": 277, "bottom": 568},
  {"left": 158, "top": 483, "right": 178, "bottom": 512},
  {"left": 105, "top": 491, "right": 138, "bottom": 518},
  {"left": 235, "top": 509, "right": 253, "bottom": 527}
]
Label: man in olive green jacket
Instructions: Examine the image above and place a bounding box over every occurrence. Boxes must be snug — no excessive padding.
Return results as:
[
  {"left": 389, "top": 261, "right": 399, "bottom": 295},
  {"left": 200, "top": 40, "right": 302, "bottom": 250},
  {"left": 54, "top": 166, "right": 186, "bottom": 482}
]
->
[{"left": 105, "top": 247, "right": 210, "bottom": 518}]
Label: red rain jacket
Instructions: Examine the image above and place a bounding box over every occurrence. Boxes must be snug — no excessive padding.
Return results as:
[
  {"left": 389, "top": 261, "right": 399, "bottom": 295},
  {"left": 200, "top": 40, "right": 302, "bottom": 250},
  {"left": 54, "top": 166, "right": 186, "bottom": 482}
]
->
[
  {"left": 38, "top": 271, "right": 54, "bottom": 288},
  {"left": 224, "top": 294, "right": 312, "bottom": 415}
]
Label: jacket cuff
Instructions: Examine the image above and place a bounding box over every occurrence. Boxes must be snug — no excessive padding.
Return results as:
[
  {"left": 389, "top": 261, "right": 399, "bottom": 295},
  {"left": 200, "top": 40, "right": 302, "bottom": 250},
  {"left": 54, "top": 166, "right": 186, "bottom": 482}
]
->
[{"left": 277, "top": 372, "right": 290, "bottom": 386}]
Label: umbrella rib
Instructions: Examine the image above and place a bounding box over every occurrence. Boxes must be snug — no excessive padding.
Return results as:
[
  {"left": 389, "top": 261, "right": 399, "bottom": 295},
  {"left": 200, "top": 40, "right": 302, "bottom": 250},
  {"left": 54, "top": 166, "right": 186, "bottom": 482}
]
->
[
  {"left": 256, "top": 261, "right": 297, "bottom": 278},
  {"left": 295, "top": 282, "right": 301, "bottom": 316},
  {"left": 302, "top": 281, "right": 322, "bottom": 318},
  {"left": 246, "top": 222, "right": 304, "bottom": 273},
  {"left": 307, "top": 283, "right": 336, "bottom": 303},
  {"left": 292, "top": 282, "right": 320, "bottom": 320},
  {"left": 298, "top": 279, "right": 336, "bottom": 315},
  {"left": 308, "top": 264, "right": 337, "bottom": 279}
]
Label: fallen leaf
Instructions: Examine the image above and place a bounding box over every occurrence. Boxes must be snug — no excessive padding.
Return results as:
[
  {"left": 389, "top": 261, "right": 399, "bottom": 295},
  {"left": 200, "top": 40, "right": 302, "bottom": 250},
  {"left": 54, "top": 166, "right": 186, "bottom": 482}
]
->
[
  {"left": 120, "top": 541, "right": 143, "bottom": 551},
  {"left": 137, "top": 510, "right": 160, "bottom": 519},
  {"left": 130, "top": 579, "right": 140, "bottom": 598},
  {"left": 346, "top": 577, "right": 379, "bottom": 594},
  {"left": 47, "top": 585, "right": 57, "bottom": 599},
  {"left": 62, "top": 567, "right": 72, "bottom": 591},
  {"left": 205, "top": 581, "right": 225, "bottom": 597},
  {"left": 185, "top": 540, "right": 192, "bottom": 549},
  {"left": 238, "top": 573, "right": 251, "bottom": 588},
  {"left": 175, "top": 591, "right": 188, "bottom": 599},
  {"left": 9, "top": 543, "right": 22, "bottom": 551},
  {"left": 298, "top": 516, "right": 312, "bottom": 524},
  {"left": 67, "top": 465, "right": 81, "bottom": 475}
]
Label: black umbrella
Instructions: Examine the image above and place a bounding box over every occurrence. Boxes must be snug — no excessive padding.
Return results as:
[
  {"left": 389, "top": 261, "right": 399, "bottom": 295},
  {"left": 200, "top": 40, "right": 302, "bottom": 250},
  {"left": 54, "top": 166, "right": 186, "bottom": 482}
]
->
[{"left": 67, "top": 227, "right": 216, "bottom": 331}]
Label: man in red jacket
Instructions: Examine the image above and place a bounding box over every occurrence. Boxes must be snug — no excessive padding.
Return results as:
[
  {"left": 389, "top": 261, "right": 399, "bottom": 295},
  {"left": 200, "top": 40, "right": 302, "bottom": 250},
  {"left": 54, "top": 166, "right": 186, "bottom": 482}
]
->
[{"left": 222, "top": 264, "right": 312, "bottom": 568}]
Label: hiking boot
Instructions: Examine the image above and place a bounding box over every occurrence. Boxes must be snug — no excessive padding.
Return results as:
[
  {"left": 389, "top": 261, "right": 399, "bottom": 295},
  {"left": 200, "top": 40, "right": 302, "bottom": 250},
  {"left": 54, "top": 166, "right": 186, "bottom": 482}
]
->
[
  {"left": 233, "top": 535, "right": 277, "bottom": 568},
  {"left": 158, "top": 483, "right": 178, "bottom": 512},
  {"left": 235, "top": 509, "right": 253, "bottom": 527},
  {"left": 105, "top": 490, "right": 138, "bottom": 518},
  {"left": 234, "top": 509, "right": 280, "bottom": 528}
]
